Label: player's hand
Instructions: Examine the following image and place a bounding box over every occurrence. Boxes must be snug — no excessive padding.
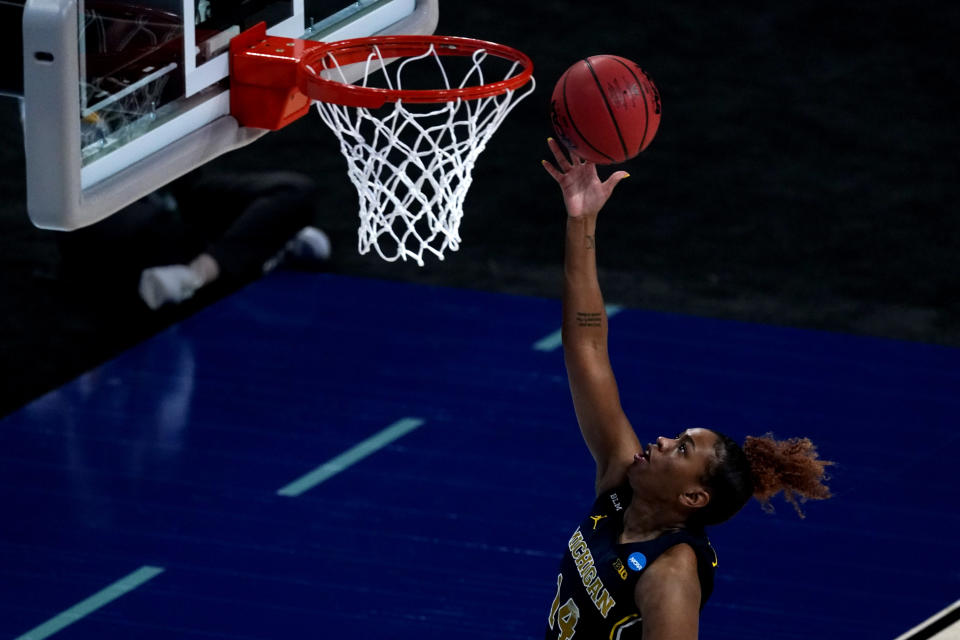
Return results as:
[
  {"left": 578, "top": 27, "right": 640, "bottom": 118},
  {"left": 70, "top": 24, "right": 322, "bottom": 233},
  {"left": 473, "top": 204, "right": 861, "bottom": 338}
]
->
[{"left": 541, "top": 138, "right": 629, "bottom": 219}]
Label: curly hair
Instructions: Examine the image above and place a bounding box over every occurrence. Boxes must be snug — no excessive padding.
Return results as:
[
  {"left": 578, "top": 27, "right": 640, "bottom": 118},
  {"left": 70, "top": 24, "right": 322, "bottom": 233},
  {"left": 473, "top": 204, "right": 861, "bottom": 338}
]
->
[
  {"left": 687, "top": 431, "right": 833, "bottom": 528},
  {"left": 744, "top": 433, "right": 833, "bottom": 518}
]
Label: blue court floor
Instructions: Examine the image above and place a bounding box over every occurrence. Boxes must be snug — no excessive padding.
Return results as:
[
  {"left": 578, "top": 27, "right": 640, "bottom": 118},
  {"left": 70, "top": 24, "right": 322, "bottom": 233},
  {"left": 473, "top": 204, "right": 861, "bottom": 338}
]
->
[{"left": 1, "top": 272, "right": 957, "bottom": 639}]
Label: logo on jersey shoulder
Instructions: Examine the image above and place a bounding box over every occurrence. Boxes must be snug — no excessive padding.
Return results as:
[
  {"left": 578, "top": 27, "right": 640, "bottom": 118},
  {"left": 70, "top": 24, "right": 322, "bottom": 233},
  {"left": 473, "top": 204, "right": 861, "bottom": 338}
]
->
[
  {"left": 709, "top": 543, "right": 718, "bottom": 568},
  {"left": 612, "top": 558, "right": 628, "bottom": 580},
  {"left": 627, "top": 552, "right": 647, "bottom": 572},
  {"left": 589, "top": 514, "right": 607, "bottom": 530},
  {"left": 609, "top": 492, "right": 623, "bottom": 512}
]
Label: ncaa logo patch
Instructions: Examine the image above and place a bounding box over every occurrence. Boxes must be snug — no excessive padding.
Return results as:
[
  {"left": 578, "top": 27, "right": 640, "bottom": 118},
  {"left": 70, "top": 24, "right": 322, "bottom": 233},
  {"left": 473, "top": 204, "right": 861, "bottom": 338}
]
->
[{"left": 627, "top": 552, "right": 647, "bottom": 572}]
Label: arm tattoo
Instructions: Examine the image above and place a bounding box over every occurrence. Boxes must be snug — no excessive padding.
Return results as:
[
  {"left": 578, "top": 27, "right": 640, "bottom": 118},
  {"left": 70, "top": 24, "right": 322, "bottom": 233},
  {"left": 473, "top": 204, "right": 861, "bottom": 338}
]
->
[
  {"left": 585, "top": 234, "right": 596, "bottom": 250},
  {"left": 576, "top": 311, "right": 603, "bottom": 328}
]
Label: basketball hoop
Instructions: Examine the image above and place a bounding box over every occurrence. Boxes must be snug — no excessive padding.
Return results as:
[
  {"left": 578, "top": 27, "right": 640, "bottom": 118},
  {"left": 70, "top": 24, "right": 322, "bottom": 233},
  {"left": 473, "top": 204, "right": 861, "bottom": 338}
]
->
[{"left": 297, "top": 36, "right": 535, "bottom": 265}]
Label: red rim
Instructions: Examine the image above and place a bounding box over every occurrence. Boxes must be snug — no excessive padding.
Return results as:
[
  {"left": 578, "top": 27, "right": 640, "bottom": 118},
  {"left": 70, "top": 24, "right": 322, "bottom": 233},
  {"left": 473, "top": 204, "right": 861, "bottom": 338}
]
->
[{"left": 297, "top": 35, "right": 534, "bottom": 109}]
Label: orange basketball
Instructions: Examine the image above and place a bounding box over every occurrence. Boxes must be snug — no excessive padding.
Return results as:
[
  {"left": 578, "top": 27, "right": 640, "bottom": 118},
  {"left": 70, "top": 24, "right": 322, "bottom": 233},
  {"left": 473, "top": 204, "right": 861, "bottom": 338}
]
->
[{"left": 549, "top": 55, "right": 661, "bottom": 164}]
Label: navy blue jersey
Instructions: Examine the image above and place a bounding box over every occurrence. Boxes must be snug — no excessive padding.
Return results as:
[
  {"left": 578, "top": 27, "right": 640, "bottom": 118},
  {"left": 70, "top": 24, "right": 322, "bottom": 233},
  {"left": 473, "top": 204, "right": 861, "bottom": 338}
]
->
[{"left": 545, "top": 484, "right": 717, "bottom": 639}]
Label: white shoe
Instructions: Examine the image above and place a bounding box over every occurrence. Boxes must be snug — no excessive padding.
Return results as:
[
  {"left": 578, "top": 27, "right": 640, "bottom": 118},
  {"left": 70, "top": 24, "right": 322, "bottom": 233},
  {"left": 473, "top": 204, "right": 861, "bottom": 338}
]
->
[
  {"left": 263, "top": 226, "right": 332, "bottom": 273},
  {"left": 138, "top": 265, "right": 203, "bottom": 310},
  {"left": 288, "top": 226, "right": 332, "bottom": 261}
]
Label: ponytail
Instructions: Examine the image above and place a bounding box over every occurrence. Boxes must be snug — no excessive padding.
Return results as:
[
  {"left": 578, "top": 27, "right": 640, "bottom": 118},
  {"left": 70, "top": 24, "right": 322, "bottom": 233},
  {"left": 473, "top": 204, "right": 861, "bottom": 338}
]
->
[
  {"left": 743, "top": 433, "right": 833, "bottom": 518},
  {"left": 689, "top": 431, "right": 833, "bottom": 527}
]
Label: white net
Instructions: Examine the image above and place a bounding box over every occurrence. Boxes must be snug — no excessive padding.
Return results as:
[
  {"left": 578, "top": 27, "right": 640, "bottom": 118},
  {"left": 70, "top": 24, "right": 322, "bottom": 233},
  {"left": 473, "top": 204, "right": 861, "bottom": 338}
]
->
[{"left": 312, "top": 44, "right": 535, "bottom": 266}]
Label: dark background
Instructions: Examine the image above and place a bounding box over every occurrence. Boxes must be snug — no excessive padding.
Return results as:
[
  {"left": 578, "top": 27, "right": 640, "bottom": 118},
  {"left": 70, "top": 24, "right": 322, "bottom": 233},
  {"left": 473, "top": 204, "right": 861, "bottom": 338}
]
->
[{"left": 1, "top": 0, "right": 957, "bottom": 417}]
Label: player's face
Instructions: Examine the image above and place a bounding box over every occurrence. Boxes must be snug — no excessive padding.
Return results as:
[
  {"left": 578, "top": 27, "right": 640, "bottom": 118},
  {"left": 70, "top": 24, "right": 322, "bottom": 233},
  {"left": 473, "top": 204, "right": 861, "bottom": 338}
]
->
[{"left": 627, "top": 428, "right": 718, "bottom": 504}]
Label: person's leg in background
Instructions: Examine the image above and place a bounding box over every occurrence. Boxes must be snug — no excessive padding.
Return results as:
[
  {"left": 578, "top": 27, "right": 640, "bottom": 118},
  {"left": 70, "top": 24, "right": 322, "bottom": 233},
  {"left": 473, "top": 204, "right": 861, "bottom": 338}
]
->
[{"left": 138, "top": 171, "right": 331, "bottom": 310}]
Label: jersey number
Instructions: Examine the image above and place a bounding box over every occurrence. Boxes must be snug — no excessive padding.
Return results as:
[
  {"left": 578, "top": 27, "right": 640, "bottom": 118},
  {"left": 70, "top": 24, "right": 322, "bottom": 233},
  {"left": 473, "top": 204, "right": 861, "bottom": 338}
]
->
[{"left": 548, "top": 573, "right": 580, "bottom": 640}]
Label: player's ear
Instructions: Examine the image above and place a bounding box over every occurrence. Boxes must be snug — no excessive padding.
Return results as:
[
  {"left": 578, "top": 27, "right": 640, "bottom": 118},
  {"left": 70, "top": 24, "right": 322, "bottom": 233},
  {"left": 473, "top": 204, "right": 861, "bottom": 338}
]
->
[{"left": 680, "top": 486, "right": 710, "bottom": 510}]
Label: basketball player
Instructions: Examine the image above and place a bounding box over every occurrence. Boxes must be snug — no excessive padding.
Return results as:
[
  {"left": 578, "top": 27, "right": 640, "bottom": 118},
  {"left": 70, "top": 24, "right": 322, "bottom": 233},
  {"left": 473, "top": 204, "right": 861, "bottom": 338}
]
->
[
  {"left": 541, "top": 138, "right": 832, "bottom": 640},
  {"left": 58, "top": 169, "right": 330, "bottom": 311}
]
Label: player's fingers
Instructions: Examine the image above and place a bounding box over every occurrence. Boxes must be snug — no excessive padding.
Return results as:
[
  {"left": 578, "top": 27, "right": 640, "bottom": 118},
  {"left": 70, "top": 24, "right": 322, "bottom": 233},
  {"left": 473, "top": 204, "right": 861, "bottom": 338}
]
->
[
  {"left": 547, "top": 138, "right": 572, "bottom": 170},
  {"left": 603, "top": 170, "right": 630, "bottom": 195},
  {"left": 541, "top": 159, "right": 563, "bottom": 182}
]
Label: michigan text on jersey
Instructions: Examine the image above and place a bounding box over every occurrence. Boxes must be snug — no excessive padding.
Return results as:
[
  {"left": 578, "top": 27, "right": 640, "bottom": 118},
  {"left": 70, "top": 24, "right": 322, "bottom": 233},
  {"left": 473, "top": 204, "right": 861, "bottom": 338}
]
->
[{"left": 568, "top": 528, "right": 616, "bottom": 617}]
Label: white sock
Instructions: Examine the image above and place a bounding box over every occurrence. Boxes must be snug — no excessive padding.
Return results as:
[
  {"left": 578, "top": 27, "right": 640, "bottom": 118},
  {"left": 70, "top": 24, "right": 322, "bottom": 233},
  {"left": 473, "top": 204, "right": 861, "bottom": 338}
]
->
[{"left": 138, "top": 265, "right": 204, "bottom": 310}]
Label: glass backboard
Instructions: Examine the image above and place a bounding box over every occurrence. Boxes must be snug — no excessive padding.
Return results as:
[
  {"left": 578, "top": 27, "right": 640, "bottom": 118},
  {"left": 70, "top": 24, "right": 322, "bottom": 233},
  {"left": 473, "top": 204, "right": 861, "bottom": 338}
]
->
[{"left": 21, "top": 0, "right": 439, "bottom": 230}]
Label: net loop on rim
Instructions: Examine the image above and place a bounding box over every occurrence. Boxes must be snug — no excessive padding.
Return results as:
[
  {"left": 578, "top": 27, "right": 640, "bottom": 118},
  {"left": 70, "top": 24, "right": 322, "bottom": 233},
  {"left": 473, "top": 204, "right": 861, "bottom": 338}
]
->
[{"left": 300, "top": 36, "right": 535, "bottom": 265}]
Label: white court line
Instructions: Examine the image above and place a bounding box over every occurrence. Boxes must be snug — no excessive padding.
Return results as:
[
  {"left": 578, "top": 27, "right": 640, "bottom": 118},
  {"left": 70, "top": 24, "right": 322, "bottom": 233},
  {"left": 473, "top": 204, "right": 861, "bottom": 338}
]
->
[
  {"left": 532, "top": 305, "right": 623, "bottom": 352},
  {"left": 893, "top": 599, "right": 960, "bottom": 640},
  {"left": 277, "top": 417, "right": 425, "bottom": 497},
  {"left": 15, "top": 566, "right": 165, "bottom": 640}
]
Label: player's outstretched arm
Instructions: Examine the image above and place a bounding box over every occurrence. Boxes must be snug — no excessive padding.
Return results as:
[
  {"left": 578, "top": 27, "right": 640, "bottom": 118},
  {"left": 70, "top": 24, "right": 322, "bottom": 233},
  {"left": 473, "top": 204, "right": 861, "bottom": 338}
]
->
[{"left": 542, "top": 139, "right": 639, "bottom": 495}]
